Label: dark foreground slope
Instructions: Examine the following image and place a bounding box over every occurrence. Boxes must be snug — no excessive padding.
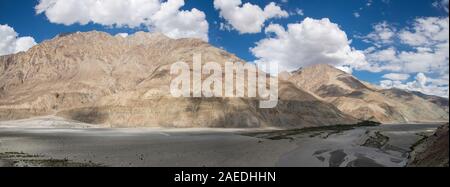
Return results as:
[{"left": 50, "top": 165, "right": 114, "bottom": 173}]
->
[{"left": 408, "top": 124, "right": 449, "bottom": 167}]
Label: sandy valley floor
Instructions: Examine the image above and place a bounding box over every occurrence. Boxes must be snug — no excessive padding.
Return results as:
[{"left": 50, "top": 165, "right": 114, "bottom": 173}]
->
[{"left": 0, "top": 116, "right": 444, "bottom": 167}]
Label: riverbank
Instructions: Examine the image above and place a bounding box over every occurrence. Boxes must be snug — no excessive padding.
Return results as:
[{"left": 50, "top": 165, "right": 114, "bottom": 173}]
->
[{"left": 0, "top": 118, "right": 444, "bottom": 167}]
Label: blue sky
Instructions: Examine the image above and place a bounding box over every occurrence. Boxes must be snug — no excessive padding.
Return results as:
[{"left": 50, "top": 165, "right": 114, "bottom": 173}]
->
[{"left": 0, "top": 0, "right": 449, "bottom": 97}]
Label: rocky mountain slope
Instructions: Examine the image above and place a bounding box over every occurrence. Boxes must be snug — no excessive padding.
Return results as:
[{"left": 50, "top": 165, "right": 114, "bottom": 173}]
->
[
  {"left": 408, "top": 124, "right": 449, "bottom": 167},
  {"left": 0, "top": 31, "right": 356, "bottom": 128},
  {"left": 411, "top": 91, "right": 449, "bottom": 113},
  {"left": 286, "top": 64, "right": 448, "bottom": 123}
]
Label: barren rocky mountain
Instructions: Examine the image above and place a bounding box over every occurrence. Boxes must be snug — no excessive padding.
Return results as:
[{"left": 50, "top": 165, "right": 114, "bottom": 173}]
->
[
  {"left": 0, "top": 31, "right": 356, "bottom": 128},
  {"left": 287, "top": 64, "right": 449, "bottom": 123},
  {"left": 411, "top": 91, "right": 449, "bottom": 113}
]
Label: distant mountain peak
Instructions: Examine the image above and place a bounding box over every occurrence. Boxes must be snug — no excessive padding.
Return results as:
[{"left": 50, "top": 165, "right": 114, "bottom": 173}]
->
[{"left": 285, "top": 63, "right": 448, "bottom": 123}]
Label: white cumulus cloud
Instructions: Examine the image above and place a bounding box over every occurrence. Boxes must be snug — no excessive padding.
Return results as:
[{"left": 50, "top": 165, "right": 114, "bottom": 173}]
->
[
  {"left": 361, "top": 21, "right": 396, "bottom": 46},
  {"left": 433, "top": 0, "right": 449, "bottom": 13},
  {"left": 399, "top": 17, "right": 448, "bottom": 47},
  {"left": 364, "top": 17, "right": 449, "bottom": 75},
  {"left": 382, "top": 73, "right": 410, "bottom": 81},
  {"left": 0, "top": 24, "right": 37, "bottom": 56},
  {"left": 362, "top": 17, "right": 449, "bottom": 97},
  {"left": 35, "top": 0, "right": 209, "bottom": 41},
  {"left": 250, "top": 18, "right": 367, "bottom": 73},
  {"left": 295, "top": 8, "right": 304, "bottom": 16},
  {"left": 380, "top": 73, "right": 449, "bottom": 98},
  {"left": 213, "top": 0, "right": 288, "bottom": 34},
  {"left": 115, "top": 33, "right": 129, "bottom": 38},
  {"left": 150, "top": 0, "right": 208, "bottom": 41}
]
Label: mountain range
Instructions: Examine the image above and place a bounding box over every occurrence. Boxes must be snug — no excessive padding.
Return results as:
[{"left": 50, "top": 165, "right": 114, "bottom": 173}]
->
[{"left": 0, "top": 31, "right": 448, "bottom": 128}]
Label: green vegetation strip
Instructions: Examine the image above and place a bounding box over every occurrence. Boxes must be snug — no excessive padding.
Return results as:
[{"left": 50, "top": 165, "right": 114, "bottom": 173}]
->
[
  {"left": 243, "top": 121, "right": 380, "bottom": 140},
  {"left": 0, "top": 152, "right": 103, "bottom": 167},
  {"left": 362, "top": 131, "right": 390, "bottom": 149},
  {"left": 410, "top": 133, "right": 429, "bottom": 151}
]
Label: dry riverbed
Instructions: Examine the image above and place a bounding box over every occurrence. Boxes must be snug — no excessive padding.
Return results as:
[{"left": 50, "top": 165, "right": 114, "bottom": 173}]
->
[{"left": 0, "top": 116, "right": 445, "bottom": 167}]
